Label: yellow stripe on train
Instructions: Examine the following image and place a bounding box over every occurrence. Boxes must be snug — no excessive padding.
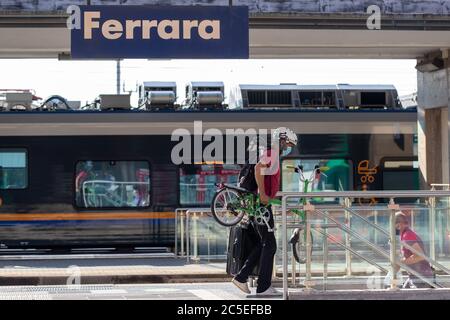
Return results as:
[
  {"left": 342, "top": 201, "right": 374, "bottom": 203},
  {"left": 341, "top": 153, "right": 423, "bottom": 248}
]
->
[{"left": 0, "top": 212, "right": 175, "bottom": 221}]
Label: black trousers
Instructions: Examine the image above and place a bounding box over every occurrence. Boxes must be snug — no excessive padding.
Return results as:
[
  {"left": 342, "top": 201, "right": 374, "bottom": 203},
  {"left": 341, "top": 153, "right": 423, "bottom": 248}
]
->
[{"left": 234, "top": 207, "right": 277, "bottom": 293}]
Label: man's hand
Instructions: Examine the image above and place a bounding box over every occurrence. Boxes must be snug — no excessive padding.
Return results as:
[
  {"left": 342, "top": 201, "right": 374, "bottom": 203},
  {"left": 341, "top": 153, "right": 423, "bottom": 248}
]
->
[{"left": 260, "top": 193, "right": 270, "bottom": 205}]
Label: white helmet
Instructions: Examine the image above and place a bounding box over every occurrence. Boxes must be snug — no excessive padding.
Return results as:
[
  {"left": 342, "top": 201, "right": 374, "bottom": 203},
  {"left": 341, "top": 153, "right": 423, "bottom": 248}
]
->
[{"left": 272, "top": 127, "right": 298, "bottom": 146}]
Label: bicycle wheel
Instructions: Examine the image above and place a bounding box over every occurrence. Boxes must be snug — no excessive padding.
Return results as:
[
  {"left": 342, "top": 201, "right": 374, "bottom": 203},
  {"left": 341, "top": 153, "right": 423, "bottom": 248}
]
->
[
  {"left": 292, "top": 228, "right": 313, "bottom": 264},
  {"left": 211, "top": 188, "right": 245, "bottom": 227}
]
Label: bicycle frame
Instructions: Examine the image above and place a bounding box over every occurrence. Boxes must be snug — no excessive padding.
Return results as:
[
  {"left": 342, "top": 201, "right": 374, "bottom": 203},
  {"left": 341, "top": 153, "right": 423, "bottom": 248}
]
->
[{"left": 213, "top": 164, "right": 326, "bottom": 231}]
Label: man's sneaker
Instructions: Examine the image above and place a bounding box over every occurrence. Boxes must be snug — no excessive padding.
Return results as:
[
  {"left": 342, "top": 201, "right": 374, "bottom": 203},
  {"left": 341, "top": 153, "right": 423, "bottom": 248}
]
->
[
  {"left": 256, "top": 286, "right": 282, "bottom": 297},
  {"left": 232, "top": 278, "right": 251, "bottom": 294}
]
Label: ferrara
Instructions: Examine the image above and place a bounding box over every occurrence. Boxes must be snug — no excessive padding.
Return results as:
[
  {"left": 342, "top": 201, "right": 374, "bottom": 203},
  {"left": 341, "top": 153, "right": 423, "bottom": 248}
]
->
[{"left": 83, "top": 11, "right": 221, "bottom": 40}]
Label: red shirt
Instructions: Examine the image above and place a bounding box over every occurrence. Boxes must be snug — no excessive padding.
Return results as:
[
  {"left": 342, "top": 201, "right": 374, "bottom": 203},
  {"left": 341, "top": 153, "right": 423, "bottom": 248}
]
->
[
  {"left": 400, "top": 227, "right": 433, "bottom": 277},
  {"left": 260, "top": 149, "right": 280, "bottom": 199}
]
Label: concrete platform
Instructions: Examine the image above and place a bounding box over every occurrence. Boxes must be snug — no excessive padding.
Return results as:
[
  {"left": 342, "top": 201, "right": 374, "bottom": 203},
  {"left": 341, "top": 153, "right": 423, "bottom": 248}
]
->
[
  {"left": 289, "top": 288, "right": 450, "bottom": 300},
  {"left": 1, "top": 282, "right": 450, "bottom": 300},
  {"left": 0, "top": 283, "right": 248, "bottom": 300},
  {"left": 0, "top": 257, "right": 230, "bottom": 286}
]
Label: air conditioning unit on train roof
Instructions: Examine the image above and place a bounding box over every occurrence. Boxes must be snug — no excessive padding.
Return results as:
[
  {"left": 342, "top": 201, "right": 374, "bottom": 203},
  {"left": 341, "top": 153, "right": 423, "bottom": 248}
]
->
[
  {"left": 184, "top": 81, "right": 224, "bottom": 110},
  {"left": 138, "top": 81, "right": 177, "bottom": 110},
  {"left": 230, "top": 84, "right": 299, "bottom": 109},
  {"left": 2, "top": 92, "right": 33, "bottom": 111},
  {"left": 99, "top": 94, "right": 131, "bottom": 110},
  {"left": 67, "top": 101, "right": 81, "bottom": 110},
  {"left": 336, "top": 84, "right": 401, "bottom": 110}
]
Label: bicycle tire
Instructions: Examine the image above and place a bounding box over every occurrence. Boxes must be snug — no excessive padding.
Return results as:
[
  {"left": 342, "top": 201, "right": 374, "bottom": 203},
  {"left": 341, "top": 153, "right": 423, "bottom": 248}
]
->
[
  {"left": 211, "top": 188, "right": 245, "bottom": 227},
  {"left": 292, "top": 229, "right": 314, "bottom": 264}
]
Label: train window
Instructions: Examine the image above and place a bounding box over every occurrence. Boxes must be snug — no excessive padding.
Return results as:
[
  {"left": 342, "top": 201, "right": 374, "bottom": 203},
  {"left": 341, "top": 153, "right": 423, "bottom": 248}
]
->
[
  {"left": 75, "top": 161, "right": 150, "bottom": 208},
  {"left": 299, "top": 91, "right": 322, "bottom": 107},
  {"left": 360, "top": 92, "right": 386, "bottom": 106},
  {"left": 382, "top": 160, "right": 419, "bottom": 190},
  {"left": 0, "top": 149, "right": 27, "bottom": 189},
  {"left": 179, "top": 164, "right": 241, "bottom": 206},
  {"left": 282, "top": 159, "right": 352, "bottom": 201},
  {"left": 267, "top": 91, "right": 292, "bottom": 105}
]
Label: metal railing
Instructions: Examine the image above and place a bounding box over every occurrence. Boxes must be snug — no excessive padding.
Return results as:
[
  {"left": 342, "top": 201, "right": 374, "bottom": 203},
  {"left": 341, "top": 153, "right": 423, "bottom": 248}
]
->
[
  {"left": 277, "top": 190, "right": 450, "bottom": 300},
  {"left": 175, "top": 207, "right": 228, "bottom": 263}
]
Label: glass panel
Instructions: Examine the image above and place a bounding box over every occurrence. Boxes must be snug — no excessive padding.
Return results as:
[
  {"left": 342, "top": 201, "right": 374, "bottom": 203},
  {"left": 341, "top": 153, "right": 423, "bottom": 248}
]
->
[
  {"left": 75, "top": 160, "right": 150, "bottom": 208},
  {"left": 247, "top": 91, "right": 266, "bottom": 105},
  {"left": 267, "top": 91, "right": 292, "bottom": 105},
  {"left": 271, "top": 196, "right": 450, "bottom": 285},
  {"left": 0, "top": 149, "right": 27, "bottom": 189},
  {"left": 360, "top": 91, "right": 386, "bottom": 106},
  {"left": 179, "top": 164, "right": 241, "bottom": 206},
  {"left": 323, "top": 91, "right": 336, "bottom": 107},
  {"left": 282, "top": 159, "right": 352, "bottom": 192},
  {"left": 187, "top": 211, "right": 229, "bottom": 260},
  {"left": 299, "top": 91, "right": 322, "bottom": 107}
]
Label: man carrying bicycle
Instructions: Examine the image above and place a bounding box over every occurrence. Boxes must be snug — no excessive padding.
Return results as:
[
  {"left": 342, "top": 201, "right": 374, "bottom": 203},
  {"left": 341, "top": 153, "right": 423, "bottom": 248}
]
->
[{"left": 232, "top": 127, "right": 298, "bottom": 296}]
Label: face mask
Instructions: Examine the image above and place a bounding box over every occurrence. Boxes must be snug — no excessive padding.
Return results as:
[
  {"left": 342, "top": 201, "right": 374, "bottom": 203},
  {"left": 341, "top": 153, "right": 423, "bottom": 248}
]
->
[{"left": 282, "top": 146, "right": 292, "bottom": 157}]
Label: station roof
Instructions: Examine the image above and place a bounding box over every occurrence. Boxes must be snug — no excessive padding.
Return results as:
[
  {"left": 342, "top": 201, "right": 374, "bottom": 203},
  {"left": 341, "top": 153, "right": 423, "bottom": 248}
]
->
[
  {"left": 0, "top": 1, "right": 449, "bottom": 59},
  {"left": 1, "top": 0, "right": 448, "bottom": 15}
]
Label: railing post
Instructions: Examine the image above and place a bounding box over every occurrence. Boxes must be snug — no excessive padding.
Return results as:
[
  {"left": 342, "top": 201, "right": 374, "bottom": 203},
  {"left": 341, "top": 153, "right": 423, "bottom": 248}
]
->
[
  {"left": 193, "top": 211, "right": 199, "bottom": 262},
  {"left": 282, "top": 196, "right": 288, "bottom": 300},
  {"left": 388, "top": 198, "right": 400, "bottom": 290},
  {"left": 205, "top": 211, "right": 211, "bottom": 260},
  {"left": 180, "top": 210, "right": 185, "bottom": 256},
  {"left": 323, "top": 216, "right": 328, "bottom": 291},
  {"left": 186, "top": 210, "right": 190, "bottom": 263},
  {"left": 429, "top": 196, "right": 436, "bottom": 261},
  {"left": 374, "top": 209, "right": 378, "bottom": 246},
  {"left": 291, "top": 249, "right": 296, "bottom": 286},
  {"left": 304, "top": 201, "right": 314, "bottom": 290},
  {"left": 344, "top": 197, "right": 352, "bottom": 276},
  {"left": 175, "top": 209, "right": 178, "bottom": 257}
]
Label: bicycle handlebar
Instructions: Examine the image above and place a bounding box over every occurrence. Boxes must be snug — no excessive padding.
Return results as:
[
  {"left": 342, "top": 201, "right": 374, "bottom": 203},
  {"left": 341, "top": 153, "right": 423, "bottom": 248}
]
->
[{"left": 285, "top": 164, "right": 328, "bottom": 182}]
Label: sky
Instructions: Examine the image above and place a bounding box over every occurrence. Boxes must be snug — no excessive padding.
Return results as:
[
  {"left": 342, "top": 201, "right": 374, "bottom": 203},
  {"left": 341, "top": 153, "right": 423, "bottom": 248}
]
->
[{"left": 0, "top": 59, "right": 417, "bottom": 108}]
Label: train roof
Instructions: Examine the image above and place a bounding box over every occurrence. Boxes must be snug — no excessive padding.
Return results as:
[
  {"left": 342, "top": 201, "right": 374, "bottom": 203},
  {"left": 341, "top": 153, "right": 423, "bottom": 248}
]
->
[
  {"left": 336, "top": 84, "right": 397, "bottom": 90},
  {"left": 0, "top": 109, "right": 417, "bottom": 136},
  {"left": 142, "top": 81, "right": 177, "bottom": 87},
  {"left": 188, "top": 81, "right": 224, "bottom": 87},
  {"left": 239, "top": 84, "right": 305, "bottom": 90},
  {"left": 238, "top": 84, "right": 398, "bottom": 91}
]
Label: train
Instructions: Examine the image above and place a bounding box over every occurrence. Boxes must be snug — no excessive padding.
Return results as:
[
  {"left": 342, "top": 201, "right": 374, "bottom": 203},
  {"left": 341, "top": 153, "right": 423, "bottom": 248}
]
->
[
  {"left": 0, "top": 84, "right": 418, "bottom": 252},
  {"left": 2, "top": 82, "right": 402, "bottom": 111}
]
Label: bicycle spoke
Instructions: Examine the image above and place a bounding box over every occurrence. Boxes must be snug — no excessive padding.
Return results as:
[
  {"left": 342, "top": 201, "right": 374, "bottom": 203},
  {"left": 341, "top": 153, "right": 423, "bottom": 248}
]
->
[
  {"left": 212, "top": 188, "right": 244, "bottom": 226},
  {"left": 223, "top": 190, "right": 229, "bottom": 207},
  {"left": 216, "top": 193, "right": 226, "bottom": 207}
]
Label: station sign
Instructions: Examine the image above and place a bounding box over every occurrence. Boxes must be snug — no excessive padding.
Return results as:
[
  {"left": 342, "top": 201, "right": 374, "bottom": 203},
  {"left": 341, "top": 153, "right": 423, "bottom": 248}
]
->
[{"left": 70, "top": 5, "right": 249, "bottom": 59}]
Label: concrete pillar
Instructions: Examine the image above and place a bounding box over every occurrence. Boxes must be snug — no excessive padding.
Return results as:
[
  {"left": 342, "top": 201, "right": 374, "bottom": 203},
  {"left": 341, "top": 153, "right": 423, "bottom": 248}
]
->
[{"left": 417, "top": 50, "right": 450, "bottom": 189}]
